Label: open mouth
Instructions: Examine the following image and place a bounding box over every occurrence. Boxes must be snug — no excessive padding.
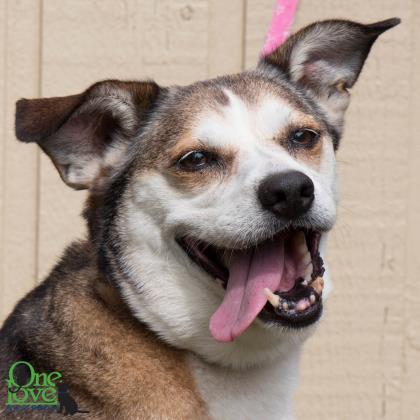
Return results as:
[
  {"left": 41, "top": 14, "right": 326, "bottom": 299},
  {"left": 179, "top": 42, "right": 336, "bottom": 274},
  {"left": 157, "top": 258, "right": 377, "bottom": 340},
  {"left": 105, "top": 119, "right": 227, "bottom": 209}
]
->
[{"left": 177, "top": 229, "right": 325, "bottom": 343}]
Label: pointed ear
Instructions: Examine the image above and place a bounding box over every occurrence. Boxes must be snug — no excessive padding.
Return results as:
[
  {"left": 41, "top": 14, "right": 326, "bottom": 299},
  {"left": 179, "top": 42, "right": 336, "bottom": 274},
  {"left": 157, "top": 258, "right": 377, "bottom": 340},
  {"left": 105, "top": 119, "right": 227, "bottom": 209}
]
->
[
  {"left": 15, "top": 80, "right": 161, "bottom": 190},
  {"left": 260, "top": 18, "right": 400, "bottom": 131}
]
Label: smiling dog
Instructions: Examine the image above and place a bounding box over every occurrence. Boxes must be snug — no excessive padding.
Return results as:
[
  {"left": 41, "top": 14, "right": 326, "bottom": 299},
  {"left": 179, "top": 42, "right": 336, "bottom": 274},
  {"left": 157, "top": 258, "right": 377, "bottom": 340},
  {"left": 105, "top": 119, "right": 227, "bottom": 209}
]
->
[{"left": 0, "top": 18, "right": 399, "bottom": 419}]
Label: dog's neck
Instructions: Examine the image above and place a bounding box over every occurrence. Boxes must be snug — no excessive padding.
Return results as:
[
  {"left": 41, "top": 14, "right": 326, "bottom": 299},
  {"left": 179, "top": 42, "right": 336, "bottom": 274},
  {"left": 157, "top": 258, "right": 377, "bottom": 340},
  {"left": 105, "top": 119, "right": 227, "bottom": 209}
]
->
[
  {"left": 188, "top": 345, "right": 301, "bottom": 420},
  {"left": 96, "top": 269, "right": 302, "bottom": 419},
  {"left": 94, "top": 264, "right": 302, "bottom": 419},
  {"left": 94, "top": 231, "right": 310, "bottom": 419}
]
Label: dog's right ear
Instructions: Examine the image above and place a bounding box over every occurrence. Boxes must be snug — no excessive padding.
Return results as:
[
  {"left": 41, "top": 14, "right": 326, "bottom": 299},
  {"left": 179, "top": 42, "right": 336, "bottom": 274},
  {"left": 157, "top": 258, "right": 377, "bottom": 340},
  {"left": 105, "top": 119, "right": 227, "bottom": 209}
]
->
[{"left": 15, "top": 80, "right": 161, "bottom": 190}]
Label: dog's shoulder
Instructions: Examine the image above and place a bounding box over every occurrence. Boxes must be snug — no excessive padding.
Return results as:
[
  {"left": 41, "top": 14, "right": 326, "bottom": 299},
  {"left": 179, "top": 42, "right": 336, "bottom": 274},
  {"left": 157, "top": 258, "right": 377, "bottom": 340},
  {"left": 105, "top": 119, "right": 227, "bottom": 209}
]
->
[
  {"left": 0, "top": 240, "right": 93, "bottom": 360},
  {"left": 0, "top": 241, "right": 208, "bottom": 419}
]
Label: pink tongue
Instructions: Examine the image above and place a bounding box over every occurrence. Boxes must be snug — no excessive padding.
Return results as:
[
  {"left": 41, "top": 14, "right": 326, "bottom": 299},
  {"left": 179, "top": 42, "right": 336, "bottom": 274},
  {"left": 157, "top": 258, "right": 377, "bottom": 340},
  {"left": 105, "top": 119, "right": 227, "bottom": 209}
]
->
[{"left": 209, "top": 237, "right": 285, "bottom": 342}]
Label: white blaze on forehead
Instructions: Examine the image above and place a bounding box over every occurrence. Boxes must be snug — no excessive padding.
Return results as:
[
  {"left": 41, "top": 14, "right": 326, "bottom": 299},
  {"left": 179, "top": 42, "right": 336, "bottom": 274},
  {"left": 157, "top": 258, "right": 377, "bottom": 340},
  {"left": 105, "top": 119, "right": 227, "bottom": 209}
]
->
[
  {"left": 253, "top": 94, "right": 292, "bottom": 140},
  {"left": 193, "top": 89, "right": 293, "bottom": 150}
]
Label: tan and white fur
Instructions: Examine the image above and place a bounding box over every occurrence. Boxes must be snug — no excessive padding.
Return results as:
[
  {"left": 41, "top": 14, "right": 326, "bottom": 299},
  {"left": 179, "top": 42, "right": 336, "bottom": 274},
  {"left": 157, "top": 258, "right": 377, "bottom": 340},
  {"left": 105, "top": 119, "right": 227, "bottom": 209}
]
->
[{"left": 0, "top": 18, "right": 399, "bottom": 420}]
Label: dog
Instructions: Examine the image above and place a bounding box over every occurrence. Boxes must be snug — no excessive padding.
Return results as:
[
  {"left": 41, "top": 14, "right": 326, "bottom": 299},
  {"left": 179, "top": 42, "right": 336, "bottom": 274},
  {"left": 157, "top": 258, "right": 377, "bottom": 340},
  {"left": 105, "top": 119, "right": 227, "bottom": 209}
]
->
[
  {"left": 0, "top": 18, "right": 399, "bottom": 419},
  {"left": 56, "top": 383, "right": 90, "bottom": 416}
]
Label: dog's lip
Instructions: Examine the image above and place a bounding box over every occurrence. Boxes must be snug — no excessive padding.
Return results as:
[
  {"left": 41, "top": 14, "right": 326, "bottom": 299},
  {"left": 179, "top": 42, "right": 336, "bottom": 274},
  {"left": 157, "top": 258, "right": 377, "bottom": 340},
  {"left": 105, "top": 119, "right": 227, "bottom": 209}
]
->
[
  {"left": 176, "top": 236, "right": 229, "bottom": 282},
  {"left": 176, "top": 228, "right": 325, "bottom": 329}
]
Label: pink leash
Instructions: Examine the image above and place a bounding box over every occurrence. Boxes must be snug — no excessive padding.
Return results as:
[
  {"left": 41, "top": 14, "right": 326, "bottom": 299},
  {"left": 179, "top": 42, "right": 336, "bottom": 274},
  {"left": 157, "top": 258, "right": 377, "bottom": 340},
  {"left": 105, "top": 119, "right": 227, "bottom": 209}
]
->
[{"left": 261, "top": 0, "right": 299, "bottom": 57}]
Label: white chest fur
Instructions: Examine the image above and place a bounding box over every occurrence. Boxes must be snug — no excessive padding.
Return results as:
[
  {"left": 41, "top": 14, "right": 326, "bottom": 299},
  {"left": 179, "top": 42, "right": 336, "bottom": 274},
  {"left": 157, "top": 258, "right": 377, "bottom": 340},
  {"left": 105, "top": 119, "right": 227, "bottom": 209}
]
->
[{"left": 188, "top": 348, "right": 301, "bottom": 420}]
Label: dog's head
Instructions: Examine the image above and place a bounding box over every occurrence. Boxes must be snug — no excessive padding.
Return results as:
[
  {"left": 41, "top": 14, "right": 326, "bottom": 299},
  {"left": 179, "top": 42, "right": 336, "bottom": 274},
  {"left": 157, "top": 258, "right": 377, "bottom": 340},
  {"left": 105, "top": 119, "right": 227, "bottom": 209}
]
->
[{"left": 16, "top": 19, "right": 399, "bottom": 367}]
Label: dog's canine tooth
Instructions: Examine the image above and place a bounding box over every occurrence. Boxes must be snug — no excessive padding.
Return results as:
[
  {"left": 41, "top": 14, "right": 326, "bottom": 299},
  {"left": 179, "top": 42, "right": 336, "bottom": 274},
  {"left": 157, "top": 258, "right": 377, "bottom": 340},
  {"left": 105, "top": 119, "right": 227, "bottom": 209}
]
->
[
  {"left": 303, "top": 252, "right": 311, "bottom": 265},
  {"left": 304, "top": 262, "right": 313, "bottom": 276},
  {"left": 311, "top": 277, "right": 324, "bottom": 295},
  {"left": 294, "top": 231, "right": 307, "bottom": 255},
  {"left": 309, "top": 294, "right": 316, "bottom": 304},
  {"left": 264, "top": 288, "right": 280, "bottom": 308},
  {"left": 298, "top": 243, "right": 307, "bottom": 255},
  {"left": 282, "top": 301, "right": 289, "bottom": 311},
  {"left": 303, "top": 272, "right": 311, "bottom": 285},
  {"left": 298, "top": 244, "right": 308, "bottom": 257}
]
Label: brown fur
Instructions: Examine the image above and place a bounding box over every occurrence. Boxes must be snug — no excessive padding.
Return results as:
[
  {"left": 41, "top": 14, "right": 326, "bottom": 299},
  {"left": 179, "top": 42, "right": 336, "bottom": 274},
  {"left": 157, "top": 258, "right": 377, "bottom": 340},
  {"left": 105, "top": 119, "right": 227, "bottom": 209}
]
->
[
  {"left": 15, "top": 80, "right": 161, "bottom": 191},
  {"left": 1, "top": 18, "right": 400, "bottom": 419},
  {"left": 0, "top": 242, "right": 208, "bottom": 419},
  {"left": 293, "top": 136, "right": 325, "bottom": 167}
]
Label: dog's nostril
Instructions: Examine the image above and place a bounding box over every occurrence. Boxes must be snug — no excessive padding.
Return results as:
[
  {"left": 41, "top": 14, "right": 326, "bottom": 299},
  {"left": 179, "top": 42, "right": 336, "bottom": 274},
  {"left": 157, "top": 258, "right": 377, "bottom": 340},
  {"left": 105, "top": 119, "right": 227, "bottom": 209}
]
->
[
  {"left": 257, "top": 171, "right": 315, "bottom": 219},
  {"left": 300, "top": 181, "right": 315, "bottom": 199},
  {"left": 275, "top": 191, "right": 287, "bottom": 202}
]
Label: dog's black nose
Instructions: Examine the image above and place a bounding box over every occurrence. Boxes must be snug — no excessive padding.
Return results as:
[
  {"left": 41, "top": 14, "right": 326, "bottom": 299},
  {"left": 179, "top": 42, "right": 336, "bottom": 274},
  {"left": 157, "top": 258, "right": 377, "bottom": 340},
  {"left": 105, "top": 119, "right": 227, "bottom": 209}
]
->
[{"left": 257, "top": 171, "right": 314, "bottom": 219}]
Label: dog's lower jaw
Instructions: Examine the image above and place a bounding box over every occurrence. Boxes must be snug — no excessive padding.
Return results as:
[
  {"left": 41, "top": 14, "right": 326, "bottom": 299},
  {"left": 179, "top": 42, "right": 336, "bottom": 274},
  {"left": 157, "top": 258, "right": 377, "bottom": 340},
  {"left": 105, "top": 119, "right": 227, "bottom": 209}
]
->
[
  {"left": 118, "top": 231, "right": 323, "bottom": 369},
  {"left": 118, "top": 199, "right": 332, "bottom": 368}
]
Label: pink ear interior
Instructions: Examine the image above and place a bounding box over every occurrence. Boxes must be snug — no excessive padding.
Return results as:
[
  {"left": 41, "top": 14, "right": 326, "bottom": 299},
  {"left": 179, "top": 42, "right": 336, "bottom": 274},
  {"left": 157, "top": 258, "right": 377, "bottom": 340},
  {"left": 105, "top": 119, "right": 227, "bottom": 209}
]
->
[{"left": 261, "top": 0, "right": 299, "bottom": 57}]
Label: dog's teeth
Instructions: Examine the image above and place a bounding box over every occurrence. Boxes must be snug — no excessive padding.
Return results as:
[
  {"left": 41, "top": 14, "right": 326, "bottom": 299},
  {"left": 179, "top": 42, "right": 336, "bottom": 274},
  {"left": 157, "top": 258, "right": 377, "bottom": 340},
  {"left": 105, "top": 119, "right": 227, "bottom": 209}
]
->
[
  {"left": 264, "top": 288, "right": 280, "bottom": 308},
  {"left": 309, "top": 294, "right": 316, "bottom": 304},
  {"left": 311, "top": 277, "right": 324, "bottom": 295},
  {"left": 298, "top": 244, "right": 307, "bottom": 255},
  {"left": 296, "top": 299, "right": 310, "bottom": 312},
  {"left": 304, "top": 262, "right": 313, "bottom": 276},
  {"left": 282, "top": 301, "right": 289, "bottom": 311},
  {"left": 295, "top": 232, "right": 307, "bottom": 254},
  {"left": 298, "top": 241, "right": 308, "bottom": 255},
  {"left": 296, "top": 231, "right": 305, "bottom": 243},
  {"left": 303, "top": 272, "right": 311, "bottom": 286},
  {"left": 303, "top": 252, "right": 311, "bottom": 265}
]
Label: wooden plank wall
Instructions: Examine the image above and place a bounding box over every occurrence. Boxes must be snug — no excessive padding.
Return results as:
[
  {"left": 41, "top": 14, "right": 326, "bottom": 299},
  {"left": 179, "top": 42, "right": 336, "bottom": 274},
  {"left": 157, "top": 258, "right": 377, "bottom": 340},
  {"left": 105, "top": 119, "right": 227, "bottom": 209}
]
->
[
  {"left": 1, "top": 0, "right": 41, "bottom": 322},
  {"left": 1, "top": 1, "right": 417, "bottom": 418}
]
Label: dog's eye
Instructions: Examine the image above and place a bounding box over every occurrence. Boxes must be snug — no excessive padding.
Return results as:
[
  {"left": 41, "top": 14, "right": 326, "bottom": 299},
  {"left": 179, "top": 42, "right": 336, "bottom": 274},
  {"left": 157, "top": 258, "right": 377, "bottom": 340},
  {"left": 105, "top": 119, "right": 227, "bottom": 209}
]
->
[
  {"left": 177, "top": 151, "right": 213, "bottom": 171},
  {"left": 290, "top": 129, "right": 320, "bottom": 147}
]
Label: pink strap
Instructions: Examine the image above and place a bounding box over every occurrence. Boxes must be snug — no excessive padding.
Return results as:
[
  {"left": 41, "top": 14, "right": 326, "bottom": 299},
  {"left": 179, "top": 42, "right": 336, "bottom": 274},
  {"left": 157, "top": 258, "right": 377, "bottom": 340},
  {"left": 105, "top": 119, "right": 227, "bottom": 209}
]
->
[{"left": 261, "top": 0, "right": 299, "bottom": 57}]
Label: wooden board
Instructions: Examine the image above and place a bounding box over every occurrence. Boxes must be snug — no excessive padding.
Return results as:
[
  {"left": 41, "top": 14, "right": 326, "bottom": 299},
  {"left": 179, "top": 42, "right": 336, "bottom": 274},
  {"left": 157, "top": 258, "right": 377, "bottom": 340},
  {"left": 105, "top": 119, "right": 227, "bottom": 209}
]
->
[
  {"left": 1, "top": 1, "right": 418, "bottom": 418},
  {"left": 0, "top": 0, "right": 41, "bottom": 320}
]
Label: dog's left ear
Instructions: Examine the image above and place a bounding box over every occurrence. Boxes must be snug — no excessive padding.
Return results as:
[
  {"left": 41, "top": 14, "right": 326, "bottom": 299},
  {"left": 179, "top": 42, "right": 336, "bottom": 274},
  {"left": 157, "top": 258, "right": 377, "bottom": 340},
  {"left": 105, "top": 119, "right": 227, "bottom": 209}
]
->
[
  {"left": 261, "top": 18, "right": 400, "bottom": 132},
  {"left": 15, "top": 80, "right": 161, "bottom": 190}
]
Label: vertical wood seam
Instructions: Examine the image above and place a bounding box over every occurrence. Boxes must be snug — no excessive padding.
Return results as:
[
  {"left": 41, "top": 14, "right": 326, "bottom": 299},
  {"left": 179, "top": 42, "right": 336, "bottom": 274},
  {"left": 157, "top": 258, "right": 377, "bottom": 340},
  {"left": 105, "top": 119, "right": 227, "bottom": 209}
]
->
[
  {"left": 401, "top": 1, "right": 417, "bottom": 417},
  {"left": 206, "top": 0, "right": 211, "bottom": 77},
  {"left": 241, "top": 0, "right": 248, "bottom": 70},
  {"left": 34, "top": 0, "right": 43, "bottom": 284},
  {"left": 0, "top": 0, "right": 9, "bottom": 299}
]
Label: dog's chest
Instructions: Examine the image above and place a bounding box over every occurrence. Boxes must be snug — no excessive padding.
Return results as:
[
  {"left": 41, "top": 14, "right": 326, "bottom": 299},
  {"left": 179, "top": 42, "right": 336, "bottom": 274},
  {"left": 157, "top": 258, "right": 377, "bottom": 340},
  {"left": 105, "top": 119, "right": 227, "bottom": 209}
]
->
[{"left": 188, "top": 353, "right": 299, "bottom": 420}]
